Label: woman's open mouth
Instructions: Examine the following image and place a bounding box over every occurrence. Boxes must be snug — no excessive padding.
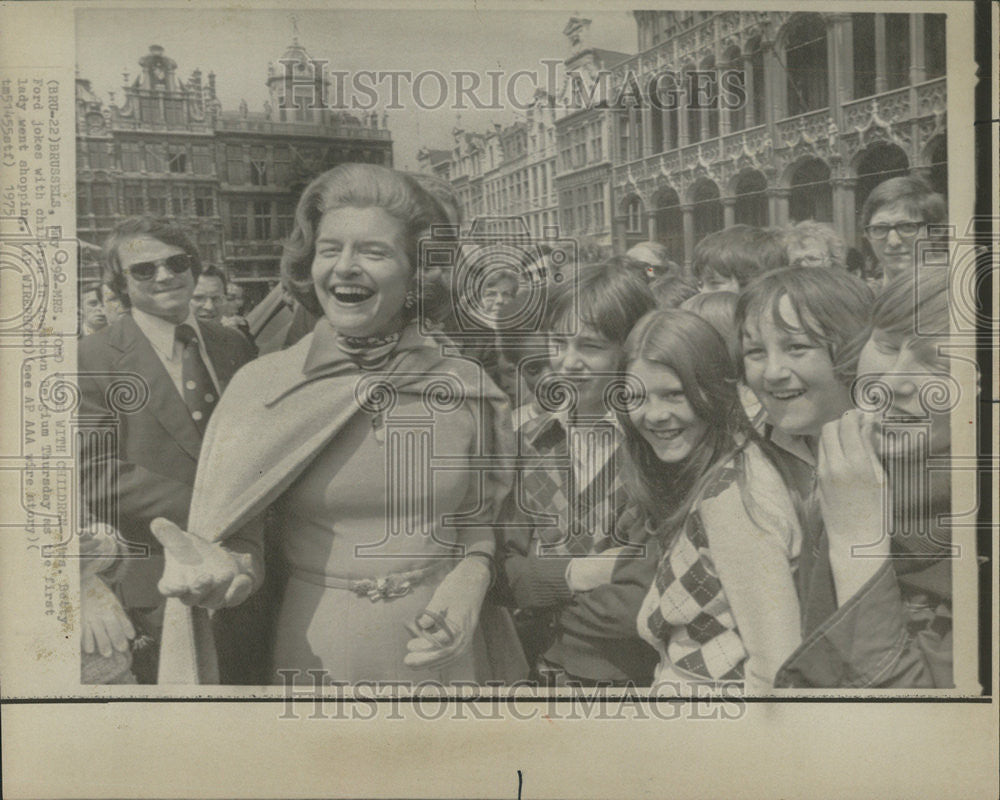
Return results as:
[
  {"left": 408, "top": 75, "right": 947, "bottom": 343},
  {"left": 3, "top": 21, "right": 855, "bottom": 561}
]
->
[
  {"left": 647, "top": 427, "right": 683, "bottom": 441},
  {"left": 332, "top": 286, "right": 375, "bottom": 304},
  {"left": 767, "top": 388, "right": 806, "bottom": 402}
]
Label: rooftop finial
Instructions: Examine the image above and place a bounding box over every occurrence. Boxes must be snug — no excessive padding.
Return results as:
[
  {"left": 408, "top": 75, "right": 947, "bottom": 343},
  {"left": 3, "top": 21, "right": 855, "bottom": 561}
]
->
[{"left": 291, "top": 13, "right": 300, "bottom": 45}]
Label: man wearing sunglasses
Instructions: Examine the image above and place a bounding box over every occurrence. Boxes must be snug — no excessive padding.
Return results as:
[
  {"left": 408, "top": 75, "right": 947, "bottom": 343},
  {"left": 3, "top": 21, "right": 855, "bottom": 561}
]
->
[{"left": 77, "top": 216, "right": 256, "bottom": 683}]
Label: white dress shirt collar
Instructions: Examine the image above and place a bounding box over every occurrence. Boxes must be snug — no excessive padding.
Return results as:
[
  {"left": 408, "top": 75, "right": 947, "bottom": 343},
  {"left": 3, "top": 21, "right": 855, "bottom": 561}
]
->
[{"left": 131, "top": 308, "right": 201, "bottom": 359}]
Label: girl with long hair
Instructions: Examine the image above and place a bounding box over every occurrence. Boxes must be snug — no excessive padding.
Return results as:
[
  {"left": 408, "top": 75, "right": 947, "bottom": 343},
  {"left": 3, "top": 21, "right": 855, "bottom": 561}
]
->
[{"left": 625, "top": 310, "right": 803, "bottom": 693}]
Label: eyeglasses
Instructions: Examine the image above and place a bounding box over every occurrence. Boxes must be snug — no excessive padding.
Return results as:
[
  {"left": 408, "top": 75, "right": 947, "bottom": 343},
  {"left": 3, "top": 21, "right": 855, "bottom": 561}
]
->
[
  {"left": 124, "top": 253, "right": 195, "bottom": 281},
  {"left": 865, "top": 222, "right": 925, "bottom": 240}
]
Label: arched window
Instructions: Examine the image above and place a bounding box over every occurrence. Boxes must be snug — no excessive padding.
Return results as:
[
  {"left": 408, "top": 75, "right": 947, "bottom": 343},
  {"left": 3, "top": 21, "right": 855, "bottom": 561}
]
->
[
  {"left": 852, "top": 14, "right": 876, "bottom": 99},
  {"left": 653, "top": 187, "right": 684, "bottom": 264},
  {"left": 691, "top": 180, "right": 723, "bottom": 244},
  {"left": 854, "top": 142, "right": 909, "bottom": 214},
  {"left": 789, "top": 158, "right": 833, "bottom": 223},
  {"left": 785, "top": 14, "right": 829, "bottom": 115},
  {"left": 927, "top": 135, "right": 947, "bottom": 199},
  {"left": 722, "top": 45, "right": 745, "bottom": 132},
  {"left": 624, "top": 195, "right": 646, "bottom": 235},
  {"left": 733, "top": 170, "right": 769, "bottom": 227}
]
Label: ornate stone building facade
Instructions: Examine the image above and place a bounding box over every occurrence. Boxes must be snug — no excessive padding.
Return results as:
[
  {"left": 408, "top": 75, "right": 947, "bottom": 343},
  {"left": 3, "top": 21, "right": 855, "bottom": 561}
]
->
[
  {"left": 553, "top": 17, "right": 630, "bottom": 248},
  {"left": 419, "top": 18, "right": 608, "bottom": 244},
  {"left": 420, "top": 92, "right": 558, "bottom": 240},
  {"left": 76, "top": 40, "right": 392, "bottom": 299},
  {"left": 612, "top": 10, "right": 947, "bottom": 265}
]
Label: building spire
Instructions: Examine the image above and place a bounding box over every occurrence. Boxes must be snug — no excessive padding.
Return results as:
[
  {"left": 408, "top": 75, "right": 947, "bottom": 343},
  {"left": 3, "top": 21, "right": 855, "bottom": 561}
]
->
[{"left": 291, "top": 13, "right": 300, "bottom": 45}]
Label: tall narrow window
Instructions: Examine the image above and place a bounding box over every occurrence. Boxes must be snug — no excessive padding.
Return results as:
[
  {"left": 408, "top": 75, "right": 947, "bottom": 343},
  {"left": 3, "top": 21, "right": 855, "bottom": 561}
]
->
[
  {"left": 147, "top": 184, "right": 168, "bottom": 216},
  {"left": 253, "top": 200, "right": 272, "bottom": 239},
  {"left": 250, "top": 146, "right": 268, "bottom": 186},
  {"left": 924, "top": 14, "right": 946, "bottom": 80},
  {"left": 167, "top": 147, "right": 187, "bottom": 173},
  {"left": 885, "top": 15, "right": 911, "bottom": 90},
  {"left": 194, "top": 187, "right": 214, "bottom": 217},
  {"left": 122, "top": 183, "right": 144, "bottom": 215},
  {"left": 225, "top": 146, "right": 246, "bottom": 185},
  {"left": 852, "top": 15, "right": 876, "bottom": 98},
  {"left": 785, "top": 14, "right": 829, "bottom": 115},
  {"left": 192, "top": 146, "right": 213, "bottom": 175},
  {"left": 228, "top": 200, "right": 249, "bottom": 239}
]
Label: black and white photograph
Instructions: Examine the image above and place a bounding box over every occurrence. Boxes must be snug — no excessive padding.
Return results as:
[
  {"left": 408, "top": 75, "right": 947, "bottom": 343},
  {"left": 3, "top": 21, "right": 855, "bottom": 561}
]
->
[{"left": 0, "top": 1, "right": 996, "bottom": 798}]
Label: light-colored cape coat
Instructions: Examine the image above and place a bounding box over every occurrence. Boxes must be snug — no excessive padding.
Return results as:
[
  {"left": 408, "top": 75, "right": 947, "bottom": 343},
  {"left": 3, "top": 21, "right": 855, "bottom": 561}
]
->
[{"left": 158, "top": 322, "right": 516, "bottom": 683}]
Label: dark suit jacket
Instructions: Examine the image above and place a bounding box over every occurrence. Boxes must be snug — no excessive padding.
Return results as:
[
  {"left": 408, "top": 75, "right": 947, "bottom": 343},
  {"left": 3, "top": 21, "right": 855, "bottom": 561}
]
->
[{"left": 78, "top": 313, "right": 256, "bottom": 609}]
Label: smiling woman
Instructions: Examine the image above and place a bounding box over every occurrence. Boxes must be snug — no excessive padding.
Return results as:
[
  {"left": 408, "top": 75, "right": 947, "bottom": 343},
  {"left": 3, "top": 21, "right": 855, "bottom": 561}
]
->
[{"left": 156, "top": 163, "right": 527, "bottom": 685}]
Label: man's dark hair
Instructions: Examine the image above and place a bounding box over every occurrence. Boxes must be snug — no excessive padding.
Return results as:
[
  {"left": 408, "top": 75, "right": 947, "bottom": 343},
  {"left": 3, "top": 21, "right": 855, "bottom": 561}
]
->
[
  {"left": 197, "top": 265, "right": 228, "bottom": 293},
  {"left": 692, "top": 225, "right": 786, "bottom": 287},
  {"left": 103, "top": 216, "right": 201, "bottom": 309}
]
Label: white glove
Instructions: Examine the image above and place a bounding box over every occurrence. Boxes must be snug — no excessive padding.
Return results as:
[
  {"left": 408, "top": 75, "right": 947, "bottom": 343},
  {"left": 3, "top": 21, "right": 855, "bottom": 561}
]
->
[{"left": 150, "top": 517, "right": 255, "bottom": 610}]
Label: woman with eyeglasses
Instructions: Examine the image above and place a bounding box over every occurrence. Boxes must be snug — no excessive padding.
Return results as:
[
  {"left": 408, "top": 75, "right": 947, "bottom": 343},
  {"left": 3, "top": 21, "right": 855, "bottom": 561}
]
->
[
  {"left": 860, "top": 175, "right": 947, "bottom": 287},
  {"left": 153, "top": 164, "right": 526, "bottom": 685}
]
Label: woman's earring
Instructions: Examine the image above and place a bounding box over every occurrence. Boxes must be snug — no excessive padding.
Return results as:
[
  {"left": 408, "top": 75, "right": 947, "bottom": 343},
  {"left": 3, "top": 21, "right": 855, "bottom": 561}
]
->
[{"left": 404, "top": 290, "right": 417, "bottom": 310}]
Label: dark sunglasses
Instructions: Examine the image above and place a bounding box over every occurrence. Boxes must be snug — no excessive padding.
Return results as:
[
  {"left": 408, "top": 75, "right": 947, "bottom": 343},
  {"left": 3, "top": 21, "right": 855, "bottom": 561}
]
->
[{"left": 124, "top": 253, "right": 195, "bottom": 281}]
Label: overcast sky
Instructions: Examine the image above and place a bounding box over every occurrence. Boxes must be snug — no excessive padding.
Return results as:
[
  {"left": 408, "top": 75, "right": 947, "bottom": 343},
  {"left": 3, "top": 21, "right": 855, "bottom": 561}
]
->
[{"left": 76, "top": 8, "right": 638, "bottom": 170}]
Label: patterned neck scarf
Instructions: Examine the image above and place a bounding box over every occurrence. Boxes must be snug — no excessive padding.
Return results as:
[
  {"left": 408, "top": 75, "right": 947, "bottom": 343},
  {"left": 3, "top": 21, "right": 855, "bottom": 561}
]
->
[{"left": 333, "top": 330, "right": 403, "bottom": 371}]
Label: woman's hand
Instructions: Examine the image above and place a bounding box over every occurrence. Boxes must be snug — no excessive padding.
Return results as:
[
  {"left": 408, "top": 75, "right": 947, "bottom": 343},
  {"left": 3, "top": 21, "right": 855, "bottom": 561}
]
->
[
  {"left": 817, "top": 410, "right": 890, "bottom": 604},
  {"left": 566, "top": 548, "right": 625, "bottom": 593},
  {"left": 404, "top": 556, "right": 491, "bottom": 670},
  {"left": 150, "top": 518, "right": 255, "bottom": 610},
  {"left": 81, "top": 574, "right": 135, "bottom": 658}
]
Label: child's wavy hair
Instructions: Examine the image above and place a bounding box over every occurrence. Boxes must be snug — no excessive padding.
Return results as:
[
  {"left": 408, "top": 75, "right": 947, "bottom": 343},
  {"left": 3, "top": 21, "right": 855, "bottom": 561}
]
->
[
  {"left": 735, "top": 267, "right": 874, "bottom": 387},
  {"left": 620, "top": 310, "right": 749, "bottom": 533}
]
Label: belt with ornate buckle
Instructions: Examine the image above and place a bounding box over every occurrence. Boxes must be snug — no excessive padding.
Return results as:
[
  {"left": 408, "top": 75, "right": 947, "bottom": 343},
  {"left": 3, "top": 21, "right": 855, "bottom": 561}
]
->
[{"left": 290, "top": 560, "right": 451, "bottom": 602}]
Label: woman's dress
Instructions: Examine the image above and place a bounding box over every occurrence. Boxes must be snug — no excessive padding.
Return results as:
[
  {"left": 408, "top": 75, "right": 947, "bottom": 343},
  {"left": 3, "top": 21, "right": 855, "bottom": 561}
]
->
[
  {"left": 272, "top": 390, "right": 485, "bottom": 682},
  {"left": 158, "top": 321, "right": 526, "bottom": 684}
]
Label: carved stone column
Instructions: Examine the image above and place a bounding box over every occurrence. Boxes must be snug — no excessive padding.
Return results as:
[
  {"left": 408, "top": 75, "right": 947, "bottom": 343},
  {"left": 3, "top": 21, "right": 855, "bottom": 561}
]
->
[
  {"left": 681, "top": 203, "right": 695, "bottom": 269},
  {"left": 722, "top": 196, "right": 736, "bottom": 228},
  {"left": 768, "top": 187, "right": 790, "bottom": 228},
  {"left": 874, "top": 14, "right": 888, "bottom": 94}
]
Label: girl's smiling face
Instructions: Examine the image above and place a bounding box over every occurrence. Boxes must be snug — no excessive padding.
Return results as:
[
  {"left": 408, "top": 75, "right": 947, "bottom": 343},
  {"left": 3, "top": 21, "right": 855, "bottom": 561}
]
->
[
  {"left": 742, "top": 294, "right": 853, "bottom": 439},
  {"left": 627, "top": 358, "right": 707, "bottom": 464}
]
